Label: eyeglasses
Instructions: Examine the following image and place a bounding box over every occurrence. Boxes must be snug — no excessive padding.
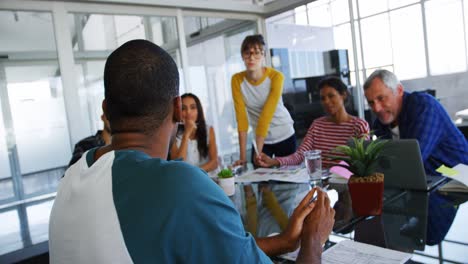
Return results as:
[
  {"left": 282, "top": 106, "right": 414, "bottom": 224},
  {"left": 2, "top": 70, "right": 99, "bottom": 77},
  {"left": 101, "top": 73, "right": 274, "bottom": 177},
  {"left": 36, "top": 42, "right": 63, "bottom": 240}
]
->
[{"left": 242, "top": 50, "right": 264, "bottom": 60}]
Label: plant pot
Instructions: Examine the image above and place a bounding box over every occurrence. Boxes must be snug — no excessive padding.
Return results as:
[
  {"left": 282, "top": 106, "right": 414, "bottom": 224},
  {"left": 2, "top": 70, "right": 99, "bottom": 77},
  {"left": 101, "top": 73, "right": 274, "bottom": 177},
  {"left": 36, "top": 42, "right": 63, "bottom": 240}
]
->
[
  {"left": 347, "top": 173, "right": 384, "bottom": 216},
  {"left": 218, "top": 177, "right": 235, "bottom": 196}
]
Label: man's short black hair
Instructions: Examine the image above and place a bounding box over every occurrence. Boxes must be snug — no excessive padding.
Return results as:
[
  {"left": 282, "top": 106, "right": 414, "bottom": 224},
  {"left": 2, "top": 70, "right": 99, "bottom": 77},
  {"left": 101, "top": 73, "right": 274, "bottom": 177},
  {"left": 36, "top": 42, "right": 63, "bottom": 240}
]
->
[{"left": 104, "top": 39, "right": 179, "bottom": 135}]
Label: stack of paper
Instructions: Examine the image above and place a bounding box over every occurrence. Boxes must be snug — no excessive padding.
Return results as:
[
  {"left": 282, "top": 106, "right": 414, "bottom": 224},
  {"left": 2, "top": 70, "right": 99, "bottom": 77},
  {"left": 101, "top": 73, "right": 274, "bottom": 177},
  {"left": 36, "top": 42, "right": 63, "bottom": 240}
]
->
[
  {"left": 278, "top": 240, "right": 412, "bottom": 263},
  {"left": 235, "top": 167, "right": 309, "bottom": 183},
  {"left": 322, "top": 240, "right": 412, "bottom": 264}
]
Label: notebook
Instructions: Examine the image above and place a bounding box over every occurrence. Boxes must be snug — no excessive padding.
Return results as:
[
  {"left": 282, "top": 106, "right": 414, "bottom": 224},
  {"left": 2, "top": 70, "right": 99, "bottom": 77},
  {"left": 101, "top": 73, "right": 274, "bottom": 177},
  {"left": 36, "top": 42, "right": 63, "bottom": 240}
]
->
[{"left": 377, "top": 139, "right": 446, "bottom": 191}]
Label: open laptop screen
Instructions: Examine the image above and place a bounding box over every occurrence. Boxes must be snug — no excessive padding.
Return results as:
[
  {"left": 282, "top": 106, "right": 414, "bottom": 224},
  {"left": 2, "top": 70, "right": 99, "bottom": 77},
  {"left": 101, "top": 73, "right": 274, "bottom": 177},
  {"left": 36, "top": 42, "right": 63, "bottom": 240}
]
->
[{"left": 347, "top": 139, "right": 445, "bottom": 191}]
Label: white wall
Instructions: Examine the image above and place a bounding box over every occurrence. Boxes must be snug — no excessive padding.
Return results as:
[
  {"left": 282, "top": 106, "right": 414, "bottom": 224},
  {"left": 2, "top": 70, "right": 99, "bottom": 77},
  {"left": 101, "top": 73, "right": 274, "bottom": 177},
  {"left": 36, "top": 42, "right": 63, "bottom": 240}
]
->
[{"left": 402, "top": 72, "right": 468, "bottom": 119}]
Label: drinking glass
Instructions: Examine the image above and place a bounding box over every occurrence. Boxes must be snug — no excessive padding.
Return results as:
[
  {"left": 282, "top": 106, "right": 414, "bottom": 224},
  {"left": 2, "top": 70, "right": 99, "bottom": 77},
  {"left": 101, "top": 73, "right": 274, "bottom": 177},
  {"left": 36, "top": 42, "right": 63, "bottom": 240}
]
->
[
  {"left": 222, "top": 154, "right": 232, "bottom": 169},
  {"left": 304, "top": 150, "right": 322, "bottom": 186}
]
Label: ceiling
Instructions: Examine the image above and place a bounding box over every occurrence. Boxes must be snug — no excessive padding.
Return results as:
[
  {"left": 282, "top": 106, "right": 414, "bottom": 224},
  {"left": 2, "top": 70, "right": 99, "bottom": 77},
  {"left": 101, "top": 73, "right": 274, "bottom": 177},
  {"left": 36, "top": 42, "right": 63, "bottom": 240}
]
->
[
  {"left": 0, "top": 0, "right": 313, "bottom": 83},
  {"left": 29, "top": 0, "right": 312, "bottom": 16}
]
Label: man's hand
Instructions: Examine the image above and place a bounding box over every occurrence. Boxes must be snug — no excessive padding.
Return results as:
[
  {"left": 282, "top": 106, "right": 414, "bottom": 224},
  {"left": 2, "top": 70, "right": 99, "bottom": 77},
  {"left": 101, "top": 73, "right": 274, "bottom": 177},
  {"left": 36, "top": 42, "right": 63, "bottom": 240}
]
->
[
  {"left": 303, "top": 189, "right": 335, "bottom": 245},
  {"left": 255, "top": 153, "right": 280, "bottom": 168},
  {"left": 280, "top": 188, "right": 318, "bottom": 252},
  {"left": 296, "top": 189, "right": 335, "bottom": 263},
  {"left": 254, "top": 188, "right": 332, "bottom": 257}
]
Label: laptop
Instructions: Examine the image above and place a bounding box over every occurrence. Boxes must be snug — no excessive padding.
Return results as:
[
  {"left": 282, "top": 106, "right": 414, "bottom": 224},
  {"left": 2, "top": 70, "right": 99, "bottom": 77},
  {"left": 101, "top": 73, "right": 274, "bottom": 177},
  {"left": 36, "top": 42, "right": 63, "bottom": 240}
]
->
[{"left": 377, "top": 139, "right": 446, "bottom": 191}]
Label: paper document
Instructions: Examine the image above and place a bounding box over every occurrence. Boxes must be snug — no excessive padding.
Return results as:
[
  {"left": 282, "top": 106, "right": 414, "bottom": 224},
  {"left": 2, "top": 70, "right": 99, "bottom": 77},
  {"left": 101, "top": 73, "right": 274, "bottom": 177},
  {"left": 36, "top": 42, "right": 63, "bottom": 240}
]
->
[
  {"left": 439, "top": 164, "right": 468, "bottom": 186},
  {"left": 450, "top": 164, "right": 468, "bottom": 185},
  {"left": 438, "top": 163, "right": 468, "bottom": 193},
  {"left": 436, "top": 165, "right": 459, "bottom": 176},
  {"left": 323, "top": 240, "right": 412, "bottom": 264},
  {"left": 235, "top": 167, "right": 309, "bottom": 183}
]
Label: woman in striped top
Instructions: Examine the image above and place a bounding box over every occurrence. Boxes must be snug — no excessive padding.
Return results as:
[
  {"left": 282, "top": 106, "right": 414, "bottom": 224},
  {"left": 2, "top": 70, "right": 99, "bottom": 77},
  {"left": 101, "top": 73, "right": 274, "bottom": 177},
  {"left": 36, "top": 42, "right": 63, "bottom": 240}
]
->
[{"left": 257, "top": 77, "right": 370, "bottom": 169}]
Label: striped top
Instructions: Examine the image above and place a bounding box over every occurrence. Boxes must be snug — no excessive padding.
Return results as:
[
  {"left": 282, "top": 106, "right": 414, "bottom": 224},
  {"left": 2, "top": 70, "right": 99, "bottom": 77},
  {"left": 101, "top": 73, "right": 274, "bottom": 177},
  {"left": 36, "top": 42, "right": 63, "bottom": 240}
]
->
[
  {"left": 276, "top": 116, "right": 370, "bottom": 168},
  {"left": 231, "top": 67, "right": 294, "bottom": 144}
]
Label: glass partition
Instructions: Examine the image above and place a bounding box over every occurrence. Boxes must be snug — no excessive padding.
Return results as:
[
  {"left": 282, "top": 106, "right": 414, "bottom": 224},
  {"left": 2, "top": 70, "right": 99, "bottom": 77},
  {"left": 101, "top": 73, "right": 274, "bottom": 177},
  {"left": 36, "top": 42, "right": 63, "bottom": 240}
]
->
[
  {"left": 69, "top": 13, "right": 181, "bottom": 134},
  {"left": 0, "top": 10, "right": 69, "bottom": 203},
  {"left": 184, "top": 16, "right": 256, "bottom": 156}
]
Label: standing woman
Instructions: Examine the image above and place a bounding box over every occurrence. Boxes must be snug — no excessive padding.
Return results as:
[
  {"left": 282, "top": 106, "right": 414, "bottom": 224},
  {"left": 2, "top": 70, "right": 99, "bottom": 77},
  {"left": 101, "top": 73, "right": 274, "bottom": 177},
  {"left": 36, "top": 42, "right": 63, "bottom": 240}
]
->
[
  {"left": 170, "top": 93, "right": 219, "bottom": 173},
  {"left": 231, "top": 34, "right": 295, "bottom": 166}
]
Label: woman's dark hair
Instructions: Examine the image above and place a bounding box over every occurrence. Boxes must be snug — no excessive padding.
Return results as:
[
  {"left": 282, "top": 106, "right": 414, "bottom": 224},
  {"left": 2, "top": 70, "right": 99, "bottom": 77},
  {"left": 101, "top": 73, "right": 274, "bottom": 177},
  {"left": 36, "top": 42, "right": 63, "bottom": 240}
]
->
[
  {"left": 181, "top": 93, "right": 208, "bottom": 158},
  {"left": 317, "top": 76, "right": 349, "bottom": 104},
  {"left": 240, "top": 34, "right": 266, "bottom": 54}
]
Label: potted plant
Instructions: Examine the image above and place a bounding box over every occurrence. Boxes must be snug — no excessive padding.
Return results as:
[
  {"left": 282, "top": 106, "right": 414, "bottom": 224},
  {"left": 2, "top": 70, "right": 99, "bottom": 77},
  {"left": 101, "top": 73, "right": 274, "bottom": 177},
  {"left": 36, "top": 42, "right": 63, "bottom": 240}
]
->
[
  {"left": 330, "top": 136, "right": 389, "bottom": 216},
  {"left": 218, "top": 168, "right": 235, "bottom": 196}
]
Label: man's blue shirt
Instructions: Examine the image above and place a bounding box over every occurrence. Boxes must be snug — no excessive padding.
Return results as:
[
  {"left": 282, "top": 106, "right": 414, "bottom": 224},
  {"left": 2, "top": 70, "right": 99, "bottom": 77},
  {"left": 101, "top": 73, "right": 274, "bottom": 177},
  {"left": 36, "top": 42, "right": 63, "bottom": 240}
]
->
[{"left": 373, "top": 91, "right": 468, "bottom": 175}]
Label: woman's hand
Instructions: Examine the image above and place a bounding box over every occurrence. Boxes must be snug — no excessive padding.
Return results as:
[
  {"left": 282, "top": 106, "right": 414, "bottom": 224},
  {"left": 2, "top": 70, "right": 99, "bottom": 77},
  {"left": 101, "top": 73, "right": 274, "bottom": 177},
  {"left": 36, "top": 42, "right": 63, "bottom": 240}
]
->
[
  {"left": 256, "top": 153, "right": 280, "bottom": 168},
  {"left": 233, "top": 159, "right": 247, "bottom": 167},
  {"left": 183, "top": 119, "right": 197, "bottom": 137}
]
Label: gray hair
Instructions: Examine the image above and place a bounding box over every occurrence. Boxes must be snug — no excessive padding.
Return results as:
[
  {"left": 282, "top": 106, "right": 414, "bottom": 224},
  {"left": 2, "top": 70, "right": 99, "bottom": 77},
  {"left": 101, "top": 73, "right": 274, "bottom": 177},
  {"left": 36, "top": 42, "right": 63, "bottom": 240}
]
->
[{"left": 363, "top": 69, "right": 401, "bottom": 92}]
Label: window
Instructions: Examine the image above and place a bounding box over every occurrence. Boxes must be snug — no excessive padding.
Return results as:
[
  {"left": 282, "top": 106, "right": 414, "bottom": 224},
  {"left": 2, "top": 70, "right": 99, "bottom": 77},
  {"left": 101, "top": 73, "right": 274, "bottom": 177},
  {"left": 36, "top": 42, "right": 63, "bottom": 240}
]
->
[
  {"left": 426, "top": 0, "right": 466, "bottom": 75},
  {"left": 360, "top": 13, "right": 392, "bottom": 69},
  {"left": 390, "top": 5, "right": 426, "bottom": 80},
  {"left": 388, "top": 0, "right": 419, "bottom": 9},
  {"left": 0, "top": 11, "right": 68, "bottom": 202},
  {"left": 69, "top": 13, "right": 181, "bottom": 133},
  {"left": 294, "top": 6, "right": 308, "bottom": 25},
  {"left": 358, "top": 0, "right": 387, "bottom": 18},
  {"left": 185, "top": 16, "right": 256, "bottom": 156},
  {"left": 0, "top": 210, "right": 21, "bottom": 254},
  {"left": 307, "top": 0, "right": 332, "bottom": 27},
  {"left": 333, "top": 23, "right": 355, "bottom": 70},
  {"left": 27, "top": 200, "right": 54, "bottom": 244},
  {"left": 331, "top": 0, "right": 350, "bottom": 25}
]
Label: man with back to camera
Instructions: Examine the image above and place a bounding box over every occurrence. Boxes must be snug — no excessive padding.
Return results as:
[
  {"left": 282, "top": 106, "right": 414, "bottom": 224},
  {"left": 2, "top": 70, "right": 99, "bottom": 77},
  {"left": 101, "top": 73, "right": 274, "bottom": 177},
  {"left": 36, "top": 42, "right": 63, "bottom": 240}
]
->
[
  {"left": 49, "top": 39, "right": 335, "bottom": 263},
  {"left": 363, "top": 69, "right": 468, "bottom": 175}
]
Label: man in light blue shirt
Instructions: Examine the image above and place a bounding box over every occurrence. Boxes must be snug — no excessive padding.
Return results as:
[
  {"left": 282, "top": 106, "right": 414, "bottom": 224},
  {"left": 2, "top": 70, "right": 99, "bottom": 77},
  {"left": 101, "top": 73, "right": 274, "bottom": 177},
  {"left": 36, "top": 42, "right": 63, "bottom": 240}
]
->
[{"left": 49, "top": 39, "right": 335, "bottom": 263}]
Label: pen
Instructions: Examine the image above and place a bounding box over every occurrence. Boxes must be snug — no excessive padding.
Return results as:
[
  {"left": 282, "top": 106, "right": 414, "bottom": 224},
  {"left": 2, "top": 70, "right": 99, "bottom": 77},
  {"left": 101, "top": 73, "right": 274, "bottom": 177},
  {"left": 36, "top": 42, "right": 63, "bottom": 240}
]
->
[
  {"left": 309, "top": 184, "right": 329, "bottom": 204},
  {"left": 252, "top": 140, "right": 259, "bottom": 157}
]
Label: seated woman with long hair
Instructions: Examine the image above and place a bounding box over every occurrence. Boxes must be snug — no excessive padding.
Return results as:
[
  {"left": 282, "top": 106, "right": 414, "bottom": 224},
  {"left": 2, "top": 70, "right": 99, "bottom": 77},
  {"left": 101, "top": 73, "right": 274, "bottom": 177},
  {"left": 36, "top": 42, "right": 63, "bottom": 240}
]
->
[
  {"left": 257, "top": 76, "right": 370, "bottom": 169},
  {"left": 170, "top": 93, "right": 218, "bottom": 173}
]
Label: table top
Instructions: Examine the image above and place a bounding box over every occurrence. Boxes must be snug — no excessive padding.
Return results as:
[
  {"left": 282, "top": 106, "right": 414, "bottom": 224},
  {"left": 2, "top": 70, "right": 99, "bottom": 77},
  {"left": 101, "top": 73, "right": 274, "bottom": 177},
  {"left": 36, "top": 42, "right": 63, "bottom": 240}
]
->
[
  {"left": 1, "top": 176, "right": 467, "bottom": 263},
  {"left": 228, "top": 179, "right": 468, "bottom": 264}
]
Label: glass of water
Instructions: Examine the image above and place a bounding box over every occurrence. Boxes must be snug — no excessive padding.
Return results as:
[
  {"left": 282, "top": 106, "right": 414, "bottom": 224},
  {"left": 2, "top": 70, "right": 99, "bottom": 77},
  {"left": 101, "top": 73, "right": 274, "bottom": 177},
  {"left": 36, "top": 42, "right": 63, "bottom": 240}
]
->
[{"left": 304, "top": 150, "right": 322, "bottom": 186}]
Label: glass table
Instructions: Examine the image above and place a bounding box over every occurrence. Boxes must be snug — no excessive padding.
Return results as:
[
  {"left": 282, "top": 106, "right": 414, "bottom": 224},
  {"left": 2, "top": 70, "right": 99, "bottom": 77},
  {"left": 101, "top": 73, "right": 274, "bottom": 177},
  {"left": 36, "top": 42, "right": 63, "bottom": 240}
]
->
[
  {"left": 1, "top": 175, "right": 467, "bottom": 263},
  {"left": 228, "top": 178, "right": 468, "bottom": 264}
]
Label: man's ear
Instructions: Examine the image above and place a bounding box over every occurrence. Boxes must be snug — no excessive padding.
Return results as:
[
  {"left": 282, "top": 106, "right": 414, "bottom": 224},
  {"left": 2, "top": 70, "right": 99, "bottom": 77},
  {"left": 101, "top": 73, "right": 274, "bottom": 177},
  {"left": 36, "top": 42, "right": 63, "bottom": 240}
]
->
[
  {"left": 172, "top": 96, "right": 182, "bottom": 123},
  {"left": 102, "top": 100, "right": 109, "bottom": 120},
  {"left": 396, "top": 84, "right": 404, "bottom": 97}
]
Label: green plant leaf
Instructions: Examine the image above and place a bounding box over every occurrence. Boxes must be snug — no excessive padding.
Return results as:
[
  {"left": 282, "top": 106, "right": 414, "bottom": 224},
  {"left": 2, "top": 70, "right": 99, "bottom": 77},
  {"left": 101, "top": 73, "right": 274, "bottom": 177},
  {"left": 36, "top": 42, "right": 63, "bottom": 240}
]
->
[
  {"left": 330, "top": 135, "right": 389, "bottom": 177},
  {"left": 217, "top": 168, "right": 233, "bottom": 178}
]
